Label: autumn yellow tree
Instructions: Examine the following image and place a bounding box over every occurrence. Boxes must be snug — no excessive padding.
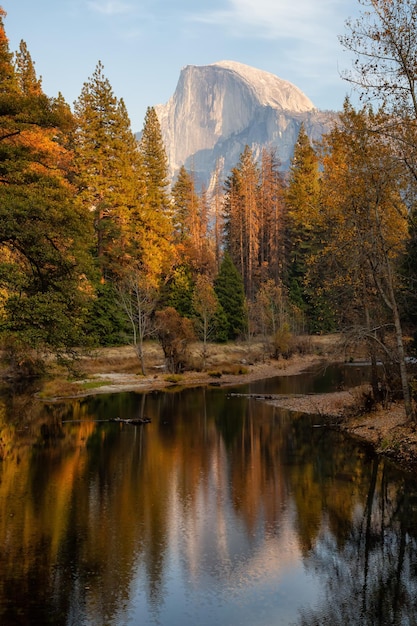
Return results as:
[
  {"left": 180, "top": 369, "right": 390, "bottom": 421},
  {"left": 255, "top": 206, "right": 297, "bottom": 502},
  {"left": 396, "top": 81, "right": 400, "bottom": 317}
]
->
[
  {"left": 317, "top": 101, "right": 412, "bottom": 418},
  {"left": 341, "top": 0, "right": 417, "bottom": 359},
  {"left": 192, "top": 274, "right": 221, "bottom": 367}
]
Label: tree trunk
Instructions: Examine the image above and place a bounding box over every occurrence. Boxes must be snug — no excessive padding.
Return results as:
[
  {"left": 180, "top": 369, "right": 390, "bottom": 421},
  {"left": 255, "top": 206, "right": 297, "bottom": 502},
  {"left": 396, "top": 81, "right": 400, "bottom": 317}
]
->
[
  {"left": 384, "top": 254, "right": 414, "bottom": 420},
  {"left": 392, "top": 298, "right": 414, "bottom": 420},
  {"left": 134, "top": 342, "right": 146, "bottom": 376}
]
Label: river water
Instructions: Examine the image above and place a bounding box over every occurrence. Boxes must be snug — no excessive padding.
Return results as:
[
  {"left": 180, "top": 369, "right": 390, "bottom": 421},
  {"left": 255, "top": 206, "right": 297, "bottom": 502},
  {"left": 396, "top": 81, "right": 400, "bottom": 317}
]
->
[{"left": 1, "top": 365, "right": 417, "bottom": 625}]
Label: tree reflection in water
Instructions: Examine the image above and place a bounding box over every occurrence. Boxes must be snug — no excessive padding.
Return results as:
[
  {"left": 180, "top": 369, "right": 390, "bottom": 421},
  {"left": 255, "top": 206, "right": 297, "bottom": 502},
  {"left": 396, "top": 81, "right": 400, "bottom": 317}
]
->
[
  {"left": 298, "top": 460, "right": 417, "bottom": 626},
  {"left": 1, "top": 380, "right": 417, "bottom": 625}
]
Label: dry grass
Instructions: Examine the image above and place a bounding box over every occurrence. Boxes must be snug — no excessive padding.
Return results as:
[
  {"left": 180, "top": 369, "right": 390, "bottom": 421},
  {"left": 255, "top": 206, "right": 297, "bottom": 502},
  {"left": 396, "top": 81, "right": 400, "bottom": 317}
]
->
[
  {"left": 34, "top": 337, "right": 335, "bottom": 400},
  {"left": 77, "top": 340, "right": 268, "bottom": 377},
  {"left": 37, "top": 378, "right": 111, "bottom": 400}
]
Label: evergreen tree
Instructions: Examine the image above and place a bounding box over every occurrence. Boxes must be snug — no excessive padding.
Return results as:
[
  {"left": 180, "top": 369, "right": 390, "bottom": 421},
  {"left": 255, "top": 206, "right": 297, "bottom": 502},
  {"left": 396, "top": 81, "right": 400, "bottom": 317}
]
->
[
  {"left": 212, "top": 161, "right": 225, "bottom": 271},
  {"left": 14, "top": 39, "right": 42, "bottom": 95},
  {"left": 73, "top": 63, "right": 176, "bottom": 344},
  {"left": 73, "top": 61, "right": 147, "bottom": 281},
  {"left": 0, "top": 11, "right": 94, "bottom": 363},
  {"left": 284, "top": 124, "right": 329, "bottom": 331},
  {"left": 224, "top": 146, "right": 287, "bottom": 305},
  {"left": 139, "top": 106, "right": 171, "bottom": 216},
  {"left": 164, "top": 265, "right": 195, "bottom": 318},
  {"left": 0, "top": 8, "right": 18, "bottom": 97},
  {"left": 172, "top": 165, "right": 198, "bottom": 243},
  {"left": 136, "top": 105, "right": 174, "bottom": 283},
  {"left": 84, "top": 282, "right": 129, "bottom": 347},
  {"left": 214, "top": 253, "right": 246, "bottom": 339},
  {"left": 197, "top": 184, "right": 216, "bottom": 277}
]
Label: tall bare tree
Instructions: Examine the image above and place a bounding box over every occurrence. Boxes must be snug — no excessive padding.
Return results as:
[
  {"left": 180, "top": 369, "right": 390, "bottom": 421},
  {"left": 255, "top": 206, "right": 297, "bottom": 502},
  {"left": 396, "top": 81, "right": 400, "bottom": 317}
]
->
[
  {"left": 258, "top": 147, "right": 286, "bottom": 284},
  {"left": 116, "top": 270, "right": 157, "bottom": 375},
  {"left": 341, "top": 0, "right": 417, "bottom": 181}
]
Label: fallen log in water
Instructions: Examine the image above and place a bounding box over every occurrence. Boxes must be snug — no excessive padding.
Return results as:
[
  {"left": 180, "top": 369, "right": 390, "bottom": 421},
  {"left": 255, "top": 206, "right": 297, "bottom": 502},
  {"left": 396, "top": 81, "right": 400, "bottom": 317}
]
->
[
  {"left": 62, "top": 417, "right": 151, "bottom": 425},
  {"left": 110, "top": 417, "right": 151, "bottom": 425},
  {"left": 227, "top": 392, "right": 313, "bottom": 401},
  {"left": 227, "top": 393, "right": 277, "bottom": 400}
]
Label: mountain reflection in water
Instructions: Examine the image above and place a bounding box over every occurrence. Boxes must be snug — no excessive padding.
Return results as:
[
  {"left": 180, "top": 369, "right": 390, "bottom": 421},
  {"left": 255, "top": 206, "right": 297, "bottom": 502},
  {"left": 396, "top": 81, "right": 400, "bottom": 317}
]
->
[{"left": 0, "top": 366, "right": 417, "bottom": 625}]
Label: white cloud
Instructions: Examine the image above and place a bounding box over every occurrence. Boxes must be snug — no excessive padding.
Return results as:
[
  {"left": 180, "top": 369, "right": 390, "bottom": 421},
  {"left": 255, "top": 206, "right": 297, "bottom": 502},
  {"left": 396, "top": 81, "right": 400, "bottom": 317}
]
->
[
  {"left": 190, "top": 0, "right": 344, "bottom": 42},
  {"left": 87, "top": 0, "right": 133, "bottom": 16}
]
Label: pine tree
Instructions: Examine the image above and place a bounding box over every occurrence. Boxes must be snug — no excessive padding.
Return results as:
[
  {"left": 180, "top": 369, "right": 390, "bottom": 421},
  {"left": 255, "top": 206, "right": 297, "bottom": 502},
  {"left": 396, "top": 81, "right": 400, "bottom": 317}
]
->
[
  {"left": 212, "top": 160, "right": 225, "bottom": 271},
  {"left": 0, "top": 11, "right": 94, "bottom": 362},
  {"left": 197, "top": 184, "right": 216, "bottom": 277},
  {"left": 172, "top": 165, "right": 197, "bottom": 243},
  {"left": 284, "top": 124, "right": 327, "bottom": 331},
  {"left": 136, "top": 105, "right": 174, "bottom": 282},
  {"left": 139, "top": 106, "right": 170, "bottom": 215},
  {"left": 73, "top": 63, "right": 175, "bottom": 346},
  {"left": 14, "top": 39, "right": 42, "bottom": 95},
  {"left": 214, "top": 253, "right": 246, "bottom": 339},
  {"left": 73, "top": 61, "right": 146, "bottom": 280},
  {"left": 0, "top": 8, "right": 18, "bottom": 97},
  {"left": 164, "top": 265, "right": 195, "bottom": 318}
]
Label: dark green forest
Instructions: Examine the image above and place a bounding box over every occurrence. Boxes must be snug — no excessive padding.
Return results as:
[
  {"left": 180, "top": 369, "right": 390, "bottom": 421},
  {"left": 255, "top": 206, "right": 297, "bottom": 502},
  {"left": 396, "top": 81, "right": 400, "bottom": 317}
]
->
[{"left": 1, "top": 3, "right": 417, "bottom": 419}]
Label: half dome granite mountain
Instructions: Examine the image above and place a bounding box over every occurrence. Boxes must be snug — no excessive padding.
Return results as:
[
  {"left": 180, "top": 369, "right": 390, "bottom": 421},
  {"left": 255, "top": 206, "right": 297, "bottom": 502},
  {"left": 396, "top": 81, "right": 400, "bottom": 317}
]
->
[{"left": 146, "top": 60, "right": 339, "bottom": 187}]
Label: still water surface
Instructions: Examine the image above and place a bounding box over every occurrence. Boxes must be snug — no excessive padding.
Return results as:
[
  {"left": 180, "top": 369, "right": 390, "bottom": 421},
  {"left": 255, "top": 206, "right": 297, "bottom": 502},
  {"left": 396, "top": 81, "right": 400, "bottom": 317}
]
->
[{"left": 1, "top": 365, "right": 417, "bottom": 625}]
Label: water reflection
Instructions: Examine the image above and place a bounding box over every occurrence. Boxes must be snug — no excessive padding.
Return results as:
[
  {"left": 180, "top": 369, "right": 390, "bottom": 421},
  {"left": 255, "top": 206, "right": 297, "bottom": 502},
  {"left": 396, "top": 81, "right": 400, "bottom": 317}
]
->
[{"left": 0, "top": 374, "right": 416, "bottom": 625}]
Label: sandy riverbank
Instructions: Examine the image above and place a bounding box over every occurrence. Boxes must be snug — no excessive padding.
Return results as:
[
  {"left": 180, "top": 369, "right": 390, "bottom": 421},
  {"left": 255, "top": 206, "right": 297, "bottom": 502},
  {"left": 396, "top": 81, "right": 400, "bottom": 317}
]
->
[{"left": 37, "top": 339, "right": 331, "bottom": 399}]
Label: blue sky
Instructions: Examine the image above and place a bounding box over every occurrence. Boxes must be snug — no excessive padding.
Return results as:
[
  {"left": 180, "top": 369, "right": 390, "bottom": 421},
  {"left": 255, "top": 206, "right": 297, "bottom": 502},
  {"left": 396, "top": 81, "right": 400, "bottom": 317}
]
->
[{"left": 4, "top": 0, "right": 360, "bottom": 132}]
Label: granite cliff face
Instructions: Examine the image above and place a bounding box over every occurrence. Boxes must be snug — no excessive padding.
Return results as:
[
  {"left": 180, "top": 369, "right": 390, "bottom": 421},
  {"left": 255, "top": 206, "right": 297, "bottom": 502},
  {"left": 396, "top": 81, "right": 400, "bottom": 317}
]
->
[{"left": 153, "top": 61, "right": 338, "bottom": 187}]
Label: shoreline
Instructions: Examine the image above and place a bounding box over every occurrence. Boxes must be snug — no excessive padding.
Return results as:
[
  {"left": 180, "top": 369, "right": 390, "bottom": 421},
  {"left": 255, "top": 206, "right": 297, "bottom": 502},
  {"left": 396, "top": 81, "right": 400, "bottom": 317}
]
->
[
  {"left": 88, "top": 363, "right": 417, "bottom": 475},
  {"left": 264, "top": 390, "right": 417, "bottom": 472},
  {"left": 22, "top": 342, "right": 417, "bottom": 474},
  {"left": 59, "top": 354, "right": 327, "bottom": 398}
]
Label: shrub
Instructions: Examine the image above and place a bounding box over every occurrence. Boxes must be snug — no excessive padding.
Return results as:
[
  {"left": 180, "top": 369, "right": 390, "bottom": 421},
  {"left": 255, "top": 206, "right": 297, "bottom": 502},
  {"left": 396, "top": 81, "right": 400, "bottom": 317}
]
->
[
  {"left": 164, "top": 374, "right": 183, "bottom": 384},
  {"left": 272, "top": 324, "right": 294, "bottom": 359},
  {"left": 1, "top": 335, "right": 46, "bottom": 380},
  {"left": 155, "top": 307, "right": 196, "bottom": 373},
  {"left": 293, "top": 335, "right": 312, "bottom": 355}
]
